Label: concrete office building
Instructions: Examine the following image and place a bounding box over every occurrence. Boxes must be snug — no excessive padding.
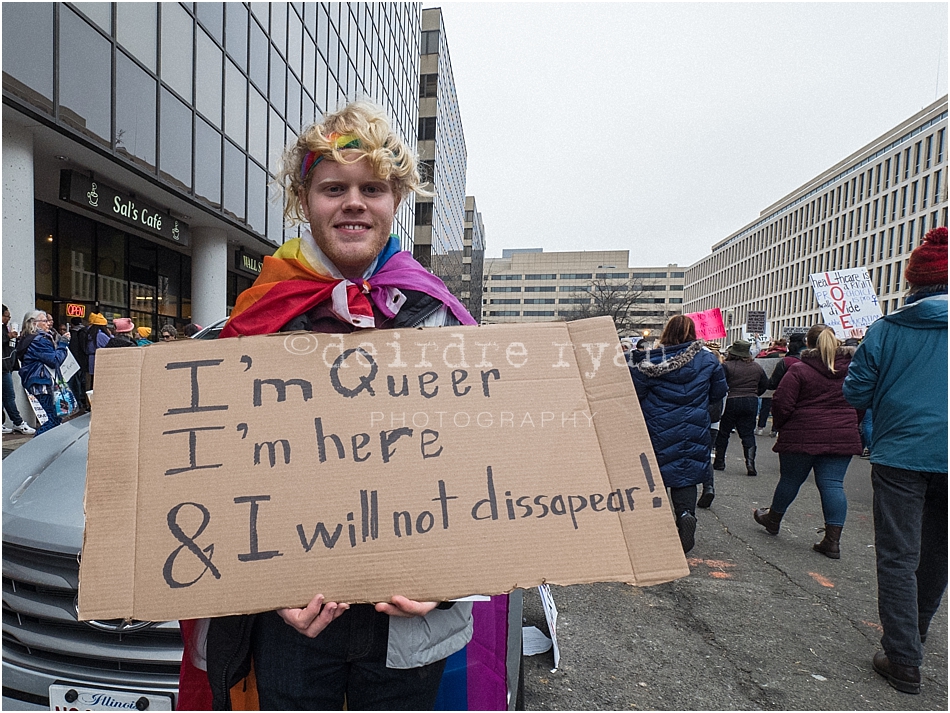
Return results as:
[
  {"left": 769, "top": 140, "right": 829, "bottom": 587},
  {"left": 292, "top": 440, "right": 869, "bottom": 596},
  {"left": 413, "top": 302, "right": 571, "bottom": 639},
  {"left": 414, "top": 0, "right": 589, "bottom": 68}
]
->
[
  {"left": 483, "top": 249, "right": 685, "bottom": 336},
  {"left": 463, "top": 196, "right": 486, "bottom": 322},
  {"left": 685, "top": 97, "right": 948, "bottom": 343},
  {"left": 414, "top": 7, "right": 467, "bottom": 300},
  {"left": 2, "top": 2, "right": 421, "bottom": 333}
]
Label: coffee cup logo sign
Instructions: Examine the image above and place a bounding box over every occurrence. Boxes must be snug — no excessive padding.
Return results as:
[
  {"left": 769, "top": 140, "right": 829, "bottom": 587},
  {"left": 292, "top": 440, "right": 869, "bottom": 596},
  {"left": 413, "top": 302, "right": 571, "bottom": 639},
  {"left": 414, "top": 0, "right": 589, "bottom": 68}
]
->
[
  {"left": 87, "top": 183, "right": 99, "bottom": 207},
  {"left": 172, "top": 222, "right": 181, "bottom": 242}
]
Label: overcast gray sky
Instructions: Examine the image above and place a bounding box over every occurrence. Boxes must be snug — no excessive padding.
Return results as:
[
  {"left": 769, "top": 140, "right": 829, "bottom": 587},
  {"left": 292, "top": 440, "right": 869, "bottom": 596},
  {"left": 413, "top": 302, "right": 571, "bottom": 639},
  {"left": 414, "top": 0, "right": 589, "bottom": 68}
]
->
[{"left": 431, "top": 2, "right": 948, "bottom": 266}]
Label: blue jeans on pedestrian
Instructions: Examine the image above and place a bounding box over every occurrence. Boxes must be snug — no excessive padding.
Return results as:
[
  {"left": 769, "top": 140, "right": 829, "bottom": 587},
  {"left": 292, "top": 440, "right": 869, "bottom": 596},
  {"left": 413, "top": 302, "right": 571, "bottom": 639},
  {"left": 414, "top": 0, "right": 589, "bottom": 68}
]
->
[
  {"left": 860, "top": 410, "right": 873, "bottom": 452},
  {"left": 770, "top": 453, "right": 851, "bottom": 526},
  {"left": 33, "top": 391, "right": 61, "bottom": 436},
  {"left": 2, "top": 371, "right": 24, "bottom": 426},
  {"left": 757, "top": 397, "right": 772, "bottom": 429},
  {"left": 251, "top": 605, "right": 447, "bottom": 710},
  {"left": 871, "top": 464, "right": 948, "bottom": 668}
]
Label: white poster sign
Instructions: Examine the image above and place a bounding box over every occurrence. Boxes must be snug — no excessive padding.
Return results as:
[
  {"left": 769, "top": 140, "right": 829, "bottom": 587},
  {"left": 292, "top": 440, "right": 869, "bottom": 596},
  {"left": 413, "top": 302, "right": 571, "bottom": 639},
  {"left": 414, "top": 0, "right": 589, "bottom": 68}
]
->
[{"left": 809, "top": 268, "right": 883, "bottom": 338}]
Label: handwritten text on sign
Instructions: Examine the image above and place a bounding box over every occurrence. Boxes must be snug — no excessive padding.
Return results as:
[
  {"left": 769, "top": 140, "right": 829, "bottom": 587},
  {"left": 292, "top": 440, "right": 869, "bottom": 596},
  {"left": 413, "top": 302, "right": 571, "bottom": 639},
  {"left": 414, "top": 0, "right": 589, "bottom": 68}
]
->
[
  {"left": 810, "top": 268, "right": 883, "bottom": 338},
  {"left": 79, "top": 320, "right": 688, "bottom": 621}
]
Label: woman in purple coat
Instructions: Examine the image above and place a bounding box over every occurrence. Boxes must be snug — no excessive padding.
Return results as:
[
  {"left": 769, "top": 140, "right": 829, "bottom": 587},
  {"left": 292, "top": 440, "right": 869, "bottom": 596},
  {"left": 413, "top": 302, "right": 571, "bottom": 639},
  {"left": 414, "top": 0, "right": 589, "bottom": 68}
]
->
[{"left": 752, "top": 326, "right": 863, "bottom": 558}]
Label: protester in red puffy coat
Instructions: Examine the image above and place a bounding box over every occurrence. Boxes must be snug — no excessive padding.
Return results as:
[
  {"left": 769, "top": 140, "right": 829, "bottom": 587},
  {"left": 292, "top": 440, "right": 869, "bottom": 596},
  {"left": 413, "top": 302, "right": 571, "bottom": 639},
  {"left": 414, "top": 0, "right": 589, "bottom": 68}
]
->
[{"left": 752, "top": 327, "right": 862, "bottom": 558}]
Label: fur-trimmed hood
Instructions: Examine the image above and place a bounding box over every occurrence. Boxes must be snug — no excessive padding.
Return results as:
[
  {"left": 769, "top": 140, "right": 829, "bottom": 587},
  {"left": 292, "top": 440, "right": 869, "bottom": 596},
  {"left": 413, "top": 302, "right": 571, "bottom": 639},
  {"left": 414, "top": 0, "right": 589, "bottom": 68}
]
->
[{"left": 636, "top": 340, "right": 705, "bottom": 378}]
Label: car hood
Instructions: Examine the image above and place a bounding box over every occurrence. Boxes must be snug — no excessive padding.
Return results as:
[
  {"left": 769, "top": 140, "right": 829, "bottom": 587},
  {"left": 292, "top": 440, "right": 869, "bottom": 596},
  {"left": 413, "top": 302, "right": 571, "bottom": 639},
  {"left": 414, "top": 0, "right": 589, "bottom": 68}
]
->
[{"left": 2, "top": 413, "right": 90, "bottom": 555}]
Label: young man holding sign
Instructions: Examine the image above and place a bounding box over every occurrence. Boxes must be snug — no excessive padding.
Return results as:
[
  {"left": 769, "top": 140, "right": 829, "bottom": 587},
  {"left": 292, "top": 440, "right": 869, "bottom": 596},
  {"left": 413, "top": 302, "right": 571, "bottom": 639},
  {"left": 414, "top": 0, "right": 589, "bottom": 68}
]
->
[{"left": 182, "top": 102, "right": 478, "bottom": 710}]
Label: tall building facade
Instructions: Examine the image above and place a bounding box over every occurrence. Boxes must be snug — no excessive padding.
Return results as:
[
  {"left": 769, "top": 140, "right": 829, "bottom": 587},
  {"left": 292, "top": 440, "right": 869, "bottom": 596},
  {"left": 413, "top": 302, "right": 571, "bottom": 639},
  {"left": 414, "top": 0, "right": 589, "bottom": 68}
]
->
[
  {"left": 2, "top": 2, "right": 421, "bottom": 333},
  {"left": 482, "top": 249, "right": 685, "bottom": 336},
  {"left": 685, "top": 97, "right": 948, "bottom": 343},
  {"left": 463, "top": 195, "right": 486, "bottom": 322},
  {"left": 414, "top": 7, "right": 467, "bottom": 300}
]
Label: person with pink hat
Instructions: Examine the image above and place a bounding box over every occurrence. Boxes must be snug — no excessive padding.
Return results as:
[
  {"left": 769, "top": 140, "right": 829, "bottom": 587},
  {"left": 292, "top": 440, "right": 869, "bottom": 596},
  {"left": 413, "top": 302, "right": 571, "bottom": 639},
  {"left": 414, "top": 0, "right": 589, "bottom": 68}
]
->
[
  {"left": 844, "top": 225, "right": 948, "bottom": 695},
  {"left": 104, "top": 317, "right": 138, "bottom": 349}
]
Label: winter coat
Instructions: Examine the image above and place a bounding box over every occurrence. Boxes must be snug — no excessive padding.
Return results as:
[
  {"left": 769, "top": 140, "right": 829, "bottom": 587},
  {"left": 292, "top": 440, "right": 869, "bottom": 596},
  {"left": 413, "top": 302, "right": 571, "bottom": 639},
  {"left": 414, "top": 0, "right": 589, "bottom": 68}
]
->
[
  {"left": 86, "top": 326, "right": 111, "bottom": 374},
  {"left": 771, "top": 348, "right": 863, "bottom": 456},
  {"left": 843, "top": 293, "right": 948, "bottom": 472},
  {"left": 104, "top": 334, "right": 137, "bottom": 348},
  {"left": 2, "top": 322, "right": 17, "bottom": 373},
  {"left": 16, "top": 331, "right": 68, "bottom": 394},
  {"left": 721, "top": 358, "right": 768, "bottom": 399},
  {"left": 630, "top": 341, "right": 728, "bottom": 488}
]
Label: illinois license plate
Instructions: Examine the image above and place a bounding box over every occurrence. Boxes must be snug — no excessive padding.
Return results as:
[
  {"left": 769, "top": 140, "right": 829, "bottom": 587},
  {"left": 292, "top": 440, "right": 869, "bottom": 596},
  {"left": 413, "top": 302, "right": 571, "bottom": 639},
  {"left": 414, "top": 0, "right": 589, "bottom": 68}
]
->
[{"left": 49, "top": 684, "right": 172, "bottom": 711}]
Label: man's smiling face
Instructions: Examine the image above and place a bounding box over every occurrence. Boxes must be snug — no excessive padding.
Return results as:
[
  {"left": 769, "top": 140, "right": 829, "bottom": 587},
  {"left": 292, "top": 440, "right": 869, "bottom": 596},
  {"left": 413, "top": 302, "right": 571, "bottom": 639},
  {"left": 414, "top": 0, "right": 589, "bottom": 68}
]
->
[{"left": 299, "top": 154, "right": 400, "bottom": 280}]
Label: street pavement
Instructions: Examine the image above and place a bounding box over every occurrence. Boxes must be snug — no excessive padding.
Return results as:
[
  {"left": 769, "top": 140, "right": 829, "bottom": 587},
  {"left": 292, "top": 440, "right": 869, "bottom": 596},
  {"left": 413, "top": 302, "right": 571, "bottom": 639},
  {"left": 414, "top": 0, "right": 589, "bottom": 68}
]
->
[{"left": 521, "top": 433, "right": 948, "bottom": 711}]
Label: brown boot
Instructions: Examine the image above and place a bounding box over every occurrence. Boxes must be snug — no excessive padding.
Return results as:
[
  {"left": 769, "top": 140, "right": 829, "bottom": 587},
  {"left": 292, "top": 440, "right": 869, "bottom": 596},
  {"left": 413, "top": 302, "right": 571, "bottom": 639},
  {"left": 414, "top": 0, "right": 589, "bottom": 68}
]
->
[
  {"left": 753, "top": 507, "right": 783, "bottom": 535},
  {"left": 813, "top": 524, "right": 842, "bottom": 559}
]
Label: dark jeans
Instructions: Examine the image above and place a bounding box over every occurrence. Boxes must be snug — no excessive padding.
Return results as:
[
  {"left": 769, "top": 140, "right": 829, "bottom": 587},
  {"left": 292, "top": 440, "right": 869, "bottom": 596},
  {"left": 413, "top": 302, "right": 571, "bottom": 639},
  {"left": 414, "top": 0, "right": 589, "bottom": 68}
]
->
[
  {"left": 757, "top": 397, "right": 772, "bottom": 429},
  {"left": 860, "top": 410, "right": 873, "bottom": 452},
  {"left": 669, "top": 485, "right": 697, "bottom": 516},
  {"left": 251, "top": 605, "right": 447, "bottom": 710},
  {"left": 2, "top": 371, "right": 24, "bottom": 426},
  {"left": 772, "top": 453, "right": 851, "bottom": 526},
  {"left": 871, "top": 464, "right": 948, "bottom": 668},
  {"left": 715, "top": 397, "right": 757, "bottom": 455},
  {"left": 34, "top": 391, "right": 61, "bottom": 436}
]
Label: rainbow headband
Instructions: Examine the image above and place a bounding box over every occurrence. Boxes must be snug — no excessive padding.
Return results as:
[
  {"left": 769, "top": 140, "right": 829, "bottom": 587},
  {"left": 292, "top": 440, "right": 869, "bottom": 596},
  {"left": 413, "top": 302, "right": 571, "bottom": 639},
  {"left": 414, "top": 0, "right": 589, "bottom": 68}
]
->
[{"left": 300, "top": 133, "right": 361, "bottom": 182}]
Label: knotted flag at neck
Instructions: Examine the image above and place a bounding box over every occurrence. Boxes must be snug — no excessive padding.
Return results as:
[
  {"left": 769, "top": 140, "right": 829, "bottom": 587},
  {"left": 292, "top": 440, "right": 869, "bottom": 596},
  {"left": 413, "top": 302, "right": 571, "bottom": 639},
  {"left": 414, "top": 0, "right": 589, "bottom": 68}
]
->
[{"left": 220, "top": 232, "right": 475, "bottom": 338}]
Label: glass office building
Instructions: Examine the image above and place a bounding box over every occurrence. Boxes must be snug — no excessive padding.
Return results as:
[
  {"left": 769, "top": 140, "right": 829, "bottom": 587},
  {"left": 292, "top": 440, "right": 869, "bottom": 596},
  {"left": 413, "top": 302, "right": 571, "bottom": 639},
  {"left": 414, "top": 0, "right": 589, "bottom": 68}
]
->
[
  {"left": 2, "top": 2, "right": 421, "bottom": 331},
  {"left": 413, "top": 7, "right": 467, "bottom": 301}
]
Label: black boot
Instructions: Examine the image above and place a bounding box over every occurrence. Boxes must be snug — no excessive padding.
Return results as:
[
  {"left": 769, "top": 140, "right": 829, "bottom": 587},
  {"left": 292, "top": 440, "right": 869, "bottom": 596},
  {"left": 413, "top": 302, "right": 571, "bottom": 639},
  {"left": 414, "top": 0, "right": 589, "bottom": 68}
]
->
[
  {"left": 753, "top": 507, "right": 783, "bottom": 535},
  {"left": 697, "top": 481, "right": 715, "bottom": 509},
  {"left": 813, "top": 524, "right": 842, "bottom": 559},
  {"left": 744, "top": 444, "right": 757, "bottom": 476},
  {"left": 712, "top": 449, "right": 726, "bottom": 471}
]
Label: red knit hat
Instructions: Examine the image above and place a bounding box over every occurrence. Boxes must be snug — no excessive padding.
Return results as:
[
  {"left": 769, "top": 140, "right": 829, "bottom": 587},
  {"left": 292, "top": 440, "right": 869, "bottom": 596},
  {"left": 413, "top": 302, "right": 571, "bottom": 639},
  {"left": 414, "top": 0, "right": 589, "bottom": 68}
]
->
[{"left": 905, "top": 226, "right": 948, "bottom": 286}]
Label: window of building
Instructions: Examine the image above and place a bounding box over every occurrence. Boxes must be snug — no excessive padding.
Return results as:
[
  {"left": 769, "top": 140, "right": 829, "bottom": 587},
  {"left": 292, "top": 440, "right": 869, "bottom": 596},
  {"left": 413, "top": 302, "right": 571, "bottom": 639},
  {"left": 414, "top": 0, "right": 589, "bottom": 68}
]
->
[
  {"left": 640, "top": 284, "right": 667, "bottom": 291},
  {"left": 524, "top": 274, "right": 556, "bottom": 280},
  {"left": 558, "top": 298, "right": 590, "bottom": 304},
  {"left": 421, "top": 29, "right": 439, "bottom": 55},
  {"left": 59, "top": 7, "right": 112, "bottom": 144},
  {"left": 418, "top": 116, "right": 436, "bottom": 140},
  {"left": 914, "top": 141, "right": 922, "bottom": 175},
  {"left": 159, "top": 88, "right": 193, "bottom": 190},
  {"left": 523, "top": 299, "right": 555, "bottom": 304},
  {"left": 911, "top": 181, "right": 918, "bottom": 214},
  {"left": 934, "top": 170, "right": 943, "bottom": 205},
  {"left": 489, "top": 299, "right": 520, "bottom": 304},
  {"left": 595, "top": 272, "right": 628, "bottom": 279},
  {"left": 420, "top": 73, "right": 438, "bottom": 98},
  {"left": 922, "top": 175, "right": 930, "bottom": 210},
  {"left": 670, "top": 271, "right": 685, "bottom": 278},
  {"left": 488, "top": 310, "right": 519, "bottom": 317},
  {"left": 938, "top": 129, "right": 946, "bottom": 165},
  {"left": 523, "top": 311, "right": 555, "bottom": 317},
  {"left": 490, "top": 286, "right": 521, "bottom": 292},
  {"left": 903, "top": 147, "right": 911, "bottom": 180},
  {"left": 490, "top": 274, "right": 522, "bottom": 280},
  {"left": 524, "top": 286, "right": 555, "bottom": 292},
  {"left": 414, "top": 201, "right": 433, "bottom": 225},
  {"left": 115, "top": 51, "right": 157, "bottom": 169},
  {"left": 559, "top": 285, "right": 588, "bottom": 292},
  {"left": 559, "top": 273, "right": 592, "bottom": 279},
  {"left": 631, "top": 272, "right": 668, "bottom": 279}
]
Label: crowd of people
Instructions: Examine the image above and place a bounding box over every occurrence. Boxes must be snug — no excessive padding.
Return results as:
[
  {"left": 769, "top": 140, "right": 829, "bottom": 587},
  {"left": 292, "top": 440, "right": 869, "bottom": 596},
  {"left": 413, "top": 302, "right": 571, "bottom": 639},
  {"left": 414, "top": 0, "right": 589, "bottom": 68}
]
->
[
  {"left": 1, "top": 311, "right": 201, "bottom": 437},
  {"left": 629, "top": 224, "right": 947, "bottom": 696},
  {"left": 2, "top": 98, "right": 945, "bottom": 705}
]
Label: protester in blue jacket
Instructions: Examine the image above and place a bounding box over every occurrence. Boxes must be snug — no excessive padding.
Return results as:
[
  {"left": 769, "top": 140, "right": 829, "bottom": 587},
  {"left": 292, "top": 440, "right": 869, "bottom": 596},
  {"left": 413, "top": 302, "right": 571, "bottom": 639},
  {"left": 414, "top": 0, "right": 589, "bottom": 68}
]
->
[
  {"left": 843, "top": 225, "right": 948, "bottom": 696},
  {"left": 631, "top": 314, "right": 727, "bottom": 553},
  {"left": 15, "top": 310, "right": 69, "bottom": 436}
]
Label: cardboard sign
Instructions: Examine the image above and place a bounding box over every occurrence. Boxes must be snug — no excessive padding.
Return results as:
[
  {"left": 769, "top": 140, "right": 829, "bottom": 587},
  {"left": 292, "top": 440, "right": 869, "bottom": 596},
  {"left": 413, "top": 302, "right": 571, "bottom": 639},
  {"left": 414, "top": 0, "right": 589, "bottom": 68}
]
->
[
  {"left": 78, "top": 318, "right": 689, "bottom": 622},
  {"left": 683, "top": 308, "right": 726, "bottom": 340},
  {"left": 746, "top": 311, "right": 767, "bottom": 334},
  {"left": 809, "top": 268, "right": 883, "bottom": 338}
]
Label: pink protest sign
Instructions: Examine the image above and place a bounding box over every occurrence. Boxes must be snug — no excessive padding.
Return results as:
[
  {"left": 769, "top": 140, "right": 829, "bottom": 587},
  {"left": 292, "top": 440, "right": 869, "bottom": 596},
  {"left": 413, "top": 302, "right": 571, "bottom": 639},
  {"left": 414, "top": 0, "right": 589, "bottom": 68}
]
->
[{"left": 684, "top": 308, "right": 726, "bottom": 340}]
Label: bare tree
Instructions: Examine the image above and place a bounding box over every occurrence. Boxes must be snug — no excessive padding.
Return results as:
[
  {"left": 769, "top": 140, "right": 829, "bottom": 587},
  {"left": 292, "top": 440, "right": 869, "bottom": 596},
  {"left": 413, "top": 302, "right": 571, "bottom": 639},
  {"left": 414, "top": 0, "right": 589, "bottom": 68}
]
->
[{"left": 558, "top": 276, "right": 655, "bottom": 334}]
